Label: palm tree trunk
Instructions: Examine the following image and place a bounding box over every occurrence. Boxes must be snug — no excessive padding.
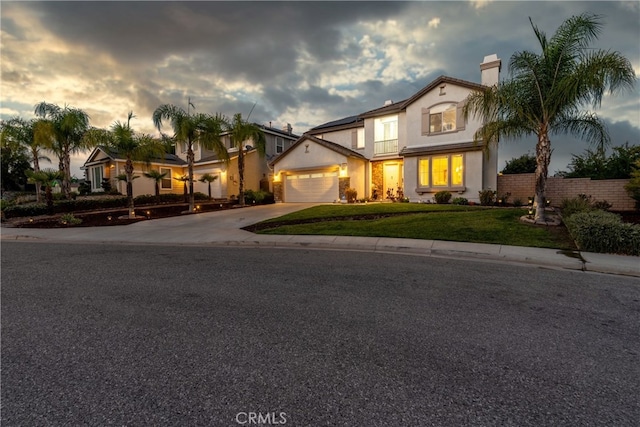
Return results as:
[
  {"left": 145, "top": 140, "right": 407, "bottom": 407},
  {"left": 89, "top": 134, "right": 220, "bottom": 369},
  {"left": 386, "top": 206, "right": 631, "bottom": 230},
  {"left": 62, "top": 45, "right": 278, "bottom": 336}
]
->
[
  {"left": 125, "top": 159, "right": 135, "bottom": 219},
  {"left": 33, "top": 154, "right": 42, "bottom": 203},
  {"left": 208, "top": 183, "right": 212, "bottom": 199},
  {"left": 62, "top": 150, "right": 72, "bottom": 199},
  {"left": 155, "top": 181, "right": 160, "bottom": 203},
  {"left": 534, "top": 130, "right": 551, "bottom": 223},
  {"left": 45, "top": 185, "right": 54, "bottom": 215},
  {"left": 238, "top": 148, "right": 245, "bottom": 206},
  {"left": 187, "top": 147, "right": 195, "bottom": 212}
]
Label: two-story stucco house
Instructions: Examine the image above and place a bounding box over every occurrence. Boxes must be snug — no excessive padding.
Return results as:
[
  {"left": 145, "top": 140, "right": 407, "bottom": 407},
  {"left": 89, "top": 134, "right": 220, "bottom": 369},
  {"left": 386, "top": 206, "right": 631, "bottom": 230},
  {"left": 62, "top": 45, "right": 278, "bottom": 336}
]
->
[
  {"left": 271, "top": 54, "right": 501, "bottom": 203},
  {"left": 82, "top": 123, "right": 298, "bottom": 199}
]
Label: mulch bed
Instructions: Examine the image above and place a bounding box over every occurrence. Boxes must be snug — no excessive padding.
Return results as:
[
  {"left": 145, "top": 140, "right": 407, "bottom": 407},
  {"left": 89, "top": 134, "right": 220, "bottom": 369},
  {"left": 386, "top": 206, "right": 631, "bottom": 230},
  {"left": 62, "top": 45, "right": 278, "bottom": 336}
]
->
[{"left": 4, "top": 201, "right": 234, "bottom": 228}]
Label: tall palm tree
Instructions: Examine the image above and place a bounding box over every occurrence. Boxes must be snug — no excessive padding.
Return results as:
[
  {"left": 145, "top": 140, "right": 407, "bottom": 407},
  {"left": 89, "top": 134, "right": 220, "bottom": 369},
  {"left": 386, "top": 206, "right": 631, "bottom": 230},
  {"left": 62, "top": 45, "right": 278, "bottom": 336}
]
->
[
  {"left": 33, "top": 102, "right": 92, "bottom": 200},
  {"left": 85, "top": 112, "right": 165, "bottom": 218},
  {"left": 226, "top": 113, "right": 266, "bottom": 206},
  {"left": 464, "top": 13, "right": 635, "bottom": 222},
  {"left": 152, "top": 103, "right": 228, "bottom": 212},
  {"left": 143, "top": 169, "right": 168, "bottom": 203},
  {"left": 25, "top": 168, "right": 62, "bottom": 215},
  {"left": 198, "top": 173, "right": 218, "bottom": 199},
  {"left": 1, "top": 117, "right": 52, "bottom": 202}
]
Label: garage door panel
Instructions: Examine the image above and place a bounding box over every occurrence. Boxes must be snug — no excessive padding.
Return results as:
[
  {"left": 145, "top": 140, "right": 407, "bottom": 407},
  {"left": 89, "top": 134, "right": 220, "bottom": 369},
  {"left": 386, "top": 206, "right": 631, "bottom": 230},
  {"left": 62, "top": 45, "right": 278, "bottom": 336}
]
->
[{"left": 284, "top": 172, "right": 338, "bottom": 203}]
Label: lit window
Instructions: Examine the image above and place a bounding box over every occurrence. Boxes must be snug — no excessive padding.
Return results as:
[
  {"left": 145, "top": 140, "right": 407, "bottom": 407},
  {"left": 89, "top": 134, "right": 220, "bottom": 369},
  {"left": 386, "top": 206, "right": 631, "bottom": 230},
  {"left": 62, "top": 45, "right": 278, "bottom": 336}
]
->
[
  {"left": 432, "top": 156, "right": 448, "bottom": 187},
  {"left": 419, "top": 159, "right": 430, "bottom": 187},
  {"left": 418, "top": 154, "right": 465, "bottom": 189},
  {"left": 452, "top": 154, "right": 463, "bottom": 186}
]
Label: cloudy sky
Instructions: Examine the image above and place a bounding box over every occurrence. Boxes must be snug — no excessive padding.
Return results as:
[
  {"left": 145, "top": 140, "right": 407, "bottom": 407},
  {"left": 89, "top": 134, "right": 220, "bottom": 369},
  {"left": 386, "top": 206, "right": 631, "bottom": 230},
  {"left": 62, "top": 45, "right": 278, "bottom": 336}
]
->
[{"left": 1, "top": 1, "right": 639, "bottom": 177}]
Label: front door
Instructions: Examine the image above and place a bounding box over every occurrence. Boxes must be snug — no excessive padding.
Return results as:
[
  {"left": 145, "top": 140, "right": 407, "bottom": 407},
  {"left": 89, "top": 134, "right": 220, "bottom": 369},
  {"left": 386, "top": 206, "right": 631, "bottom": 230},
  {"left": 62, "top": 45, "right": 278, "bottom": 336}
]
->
[{"left": 383, "top": 163, "right": 402, "bottom": 199}]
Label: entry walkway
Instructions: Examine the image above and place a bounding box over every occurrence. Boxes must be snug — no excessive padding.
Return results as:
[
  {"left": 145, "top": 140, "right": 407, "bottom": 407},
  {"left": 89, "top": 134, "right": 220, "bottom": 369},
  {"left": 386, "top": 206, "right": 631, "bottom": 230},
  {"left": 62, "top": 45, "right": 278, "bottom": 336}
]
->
[{"left": 2, "top": 203, "right": 638, "bottom": 277}]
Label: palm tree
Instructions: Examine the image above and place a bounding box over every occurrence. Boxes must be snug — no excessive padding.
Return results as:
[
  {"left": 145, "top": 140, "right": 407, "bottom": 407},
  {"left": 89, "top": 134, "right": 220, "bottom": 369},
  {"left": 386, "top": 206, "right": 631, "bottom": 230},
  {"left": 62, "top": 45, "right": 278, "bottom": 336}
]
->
[
  {"left": 198, "top": 173, "right": 218, "bottom": 199},
  {"left": 174, "top": 174, "right": 190, "bottom": 204},
  {"left": 85, "top": 112, "right": 165, "bottom": 218},
  {"left": 1, "top": 117, "right": 52, "bottom": 202},
  {"left": 143, "top": 169, "right": 168, "bottom": 203},
  {"left": 25, "top": 168, "right": 62, "bottom": 215},
  {"left": 464, "top": 13, "right": 635, "bottom": 222},
  {"left": 33, "top": 102, "right": 92, "bottom": 200},
  {"left": 152, "top": 103, "right": 228, "bottom": 212},
  {"left": 226, "top": 113, "right": 266, "bottom": 206}
]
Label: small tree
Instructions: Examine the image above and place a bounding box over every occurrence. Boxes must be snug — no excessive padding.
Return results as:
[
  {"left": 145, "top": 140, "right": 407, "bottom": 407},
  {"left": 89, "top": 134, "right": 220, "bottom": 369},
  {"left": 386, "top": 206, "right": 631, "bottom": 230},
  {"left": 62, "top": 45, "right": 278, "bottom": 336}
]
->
[
  {"left": 625, "top": 159, "right": 640, "bottom": 210},
  {"left": 25, "top": 168, "right": 62, "bottom": 215},
  {"left": 143, "top": 170, "right": 168, "bottom": 203},
  {"left": 198, "top": 173, "right": 218, "bottom": 199},
  {"left": 501, "top": 153, "right": 537, "bottom": 174},
  {"left": 174, "top": 175, "right": 190, "bottom": 203}
]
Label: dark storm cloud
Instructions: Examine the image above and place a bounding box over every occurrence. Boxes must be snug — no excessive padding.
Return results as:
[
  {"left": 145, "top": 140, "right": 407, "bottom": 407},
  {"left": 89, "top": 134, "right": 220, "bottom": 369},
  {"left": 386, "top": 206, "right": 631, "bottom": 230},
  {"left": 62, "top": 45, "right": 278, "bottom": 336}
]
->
[{"left": 27, "top": 1, "right": 408, "bottom": 81}]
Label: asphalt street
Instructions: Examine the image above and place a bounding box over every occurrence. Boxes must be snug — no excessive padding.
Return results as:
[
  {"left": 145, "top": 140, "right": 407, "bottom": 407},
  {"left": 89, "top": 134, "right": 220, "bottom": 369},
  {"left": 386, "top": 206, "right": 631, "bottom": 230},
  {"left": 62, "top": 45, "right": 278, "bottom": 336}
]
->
[{"left": 2, "top": 242, "right": 639, "bottom": 426}]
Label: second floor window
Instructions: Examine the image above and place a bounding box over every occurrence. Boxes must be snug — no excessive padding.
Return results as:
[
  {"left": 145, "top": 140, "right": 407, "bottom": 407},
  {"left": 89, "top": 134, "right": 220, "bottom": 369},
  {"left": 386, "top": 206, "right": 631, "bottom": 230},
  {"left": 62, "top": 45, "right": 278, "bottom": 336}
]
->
[
  {"left": 374, "top": 115, "right": 398, "bottom": 154},
  {"left": 422, "top": 102, "right": 465, "bottom": 135},
  {"left": 276, "top": 137, "right": 284, "bottom": 154}
]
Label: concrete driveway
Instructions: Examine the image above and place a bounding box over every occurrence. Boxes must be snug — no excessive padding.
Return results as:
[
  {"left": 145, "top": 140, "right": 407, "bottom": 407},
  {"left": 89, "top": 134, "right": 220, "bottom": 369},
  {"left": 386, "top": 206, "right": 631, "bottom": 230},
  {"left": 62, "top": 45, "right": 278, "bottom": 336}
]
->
[{"left": 1, "top": 203, "right": 318, "bottom": 245}]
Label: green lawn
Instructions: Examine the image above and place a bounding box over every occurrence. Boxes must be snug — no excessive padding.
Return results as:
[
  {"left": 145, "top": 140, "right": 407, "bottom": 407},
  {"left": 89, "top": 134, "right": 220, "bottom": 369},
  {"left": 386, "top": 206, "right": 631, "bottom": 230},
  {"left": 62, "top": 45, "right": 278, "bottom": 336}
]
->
[{"left": 256, "top": 204, "right": 576, "bottom": 250}]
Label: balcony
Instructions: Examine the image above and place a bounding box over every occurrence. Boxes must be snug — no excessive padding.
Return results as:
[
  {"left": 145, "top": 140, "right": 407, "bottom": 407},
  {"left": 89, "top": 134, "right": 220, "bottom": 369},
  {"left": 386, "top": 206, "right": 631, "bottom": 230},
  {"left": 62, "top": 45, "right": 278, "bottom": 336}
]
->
[{"left": 374, "top": 139, "right": 398, "bottom": 155}]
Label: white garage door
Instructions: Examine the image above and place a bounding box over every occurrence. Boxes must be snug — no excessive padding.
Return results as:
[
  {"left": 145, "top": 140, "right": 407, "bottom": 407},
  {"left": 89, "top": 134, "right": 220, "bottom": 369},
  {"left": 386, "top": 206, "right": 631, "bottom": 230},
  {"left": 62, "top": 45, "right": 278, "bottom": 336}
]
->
[{"left": 284, "top": 172, "right": 339, "bottom": 202}]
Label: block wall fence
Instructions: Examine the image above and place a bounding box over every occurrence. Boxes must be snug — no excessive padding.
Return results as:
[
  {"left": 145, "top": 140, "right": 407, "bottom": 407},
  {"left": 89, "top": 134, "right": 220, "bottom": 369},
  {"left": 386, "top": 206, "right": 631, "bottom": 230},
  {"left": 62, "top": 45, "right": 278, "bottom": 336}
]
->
[{"left": 497, "top": 173, "right": 635, "bottom": 211}]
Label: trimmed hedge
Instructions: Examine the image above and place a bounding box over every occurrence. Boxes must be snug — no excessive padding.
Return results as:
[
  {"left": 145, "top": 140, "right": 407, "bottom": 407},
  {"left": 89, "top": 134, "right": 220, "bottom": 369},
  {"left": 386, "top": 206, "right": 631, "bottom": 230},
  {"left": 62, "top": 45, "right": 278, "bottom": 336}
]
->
[
  {"left": 3, "top": 204, "right": 49, "bottom": 218},
  {"left": 564, "top": 210, "right": 640, "bottom": 256}
]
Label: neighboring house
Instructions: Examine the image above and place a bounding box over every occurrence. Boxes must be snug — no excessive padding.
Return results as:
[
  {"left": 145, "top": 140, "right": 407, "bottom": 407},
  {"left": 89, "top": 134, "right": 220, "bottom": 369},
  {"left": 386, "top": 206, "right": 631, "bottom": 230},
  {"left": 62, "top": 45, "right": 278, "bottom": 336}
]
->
[
  {"left": 81, "top": 146, "right": 187, "bottom": 196},
  {"left": 81, "top": 123, "right": 298, "bottom": 198},
  {"left": 271, "top": 54, "right": 502, "bottom": 203}
]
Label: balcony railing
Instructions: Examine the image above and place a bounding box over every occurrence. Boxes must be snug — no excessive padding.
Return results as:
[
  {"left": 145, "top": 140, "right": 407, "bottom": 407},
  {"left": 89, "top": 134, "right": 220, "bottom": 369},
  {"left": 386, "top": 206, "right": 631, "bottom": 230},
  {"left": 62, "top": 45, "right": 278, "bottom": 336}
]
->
[{"left": 374, "top": 139, "right": 398, "bottom": 155}]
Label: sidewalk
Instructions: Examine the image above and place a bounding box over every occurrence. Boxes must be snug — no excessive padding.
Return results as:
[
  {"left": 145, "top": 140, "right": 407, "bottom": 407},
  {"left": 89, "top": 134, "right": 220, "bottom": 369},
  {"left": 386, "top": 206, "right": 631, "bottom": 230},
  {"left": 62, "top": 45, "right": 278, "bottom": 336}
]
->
[{"left": 2, "top": 204, "right": 639, "bottom": 278}]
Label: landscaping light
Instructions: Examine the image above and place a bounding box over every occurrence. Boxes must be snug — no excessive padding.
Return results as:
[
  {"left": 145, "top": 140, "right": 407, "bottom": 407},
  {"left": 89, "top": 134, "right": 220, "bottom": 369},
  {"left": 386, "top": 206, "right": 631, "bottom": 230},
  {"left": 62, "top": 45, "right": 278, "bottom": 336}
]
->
[
  {"left": 528, "top": 197, "right": 533, "bottom": 205},
  {"left": 107, "top": 216, "right": 112, "bottom": 221},
  {"left": 146, "top": 211, "right": 151, "bottom": 218},
  {"left": 546, "top": 199, "right": 551, "bottom": 206},
  {"left": 29, "top": 218, "right": 33, "bottom": 223},
  {"left": 528, "top": 208, "right": 534, "bottom": 216}
]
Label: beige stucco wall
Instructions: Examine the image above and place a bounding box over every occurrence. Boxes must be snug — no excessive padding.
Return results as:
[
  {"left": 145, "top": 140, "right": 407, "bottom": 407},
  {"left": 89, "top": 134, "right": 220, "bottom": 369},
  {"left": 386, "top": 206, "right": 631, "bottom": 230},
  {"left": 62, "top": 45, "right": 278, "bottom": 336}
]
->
[
  {"left": 274, "top": 139, "right": 349, "bottom": 174},
  {"left": 405, "top": 84, "right": 482, "bottom": 147}
]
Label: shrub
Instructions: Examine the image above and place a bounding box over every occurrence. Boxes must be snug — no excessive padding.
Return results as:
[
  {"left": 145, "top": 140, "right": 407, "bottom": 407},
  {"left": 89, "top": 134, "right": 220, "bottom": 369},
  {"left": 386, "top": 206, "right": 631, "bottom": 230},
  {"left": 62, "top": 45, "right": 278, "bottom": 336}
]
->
[
  {"left": 3, "top": 204, "right": 49, "bottom": 218},
  {"left": 434, "top": 191, "right": 452, "bottom": 204},
  {"left": 561, "top": 194, "right": 612, "bottom": 219},
  {"left": 79, "top": 180, "right": 92, "bottom": 196},
  {"left": 194, "top": 192, "right": 209, "bottom": 201},
  {"left": 479, "top": 189, "right": 496, "bottom": 206},
  {"left": 134, "top": 193, "right": 184, "bottom": 205},
  {"left": 243, "top": 189, "right": 275, "bottom": 205},
  {"left": 513, "top": 198, "right": 523, "bottom": 207},
  {"left": 564, "top": 210, "right": 640, "bottom": 255},
  {"left": 101, "top": 178, "right": 112, "bottom": 193},
  {"left": 345, "top": 187, "right": 358, "bottom": 203},
  {"left": 497, "top": 192, "right": 511, "bottom": 206},
  {"left": 59, "top": 213, "right": 82, "bottom": 226},
  {"left": 452, "top": 197, "right": 468, "bottom": 205}
]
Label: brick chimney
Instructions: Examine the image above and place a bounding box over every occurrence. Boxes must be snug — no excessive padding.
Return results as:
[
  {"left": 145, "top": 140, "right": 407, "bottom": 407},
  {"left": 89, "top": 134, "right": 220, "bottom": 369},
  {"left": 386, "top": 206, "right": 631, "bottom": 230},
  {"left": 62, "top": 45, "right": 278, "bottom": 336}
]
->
[{"left": 480, "top": 54, "right": 501, "bottom": 87}]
